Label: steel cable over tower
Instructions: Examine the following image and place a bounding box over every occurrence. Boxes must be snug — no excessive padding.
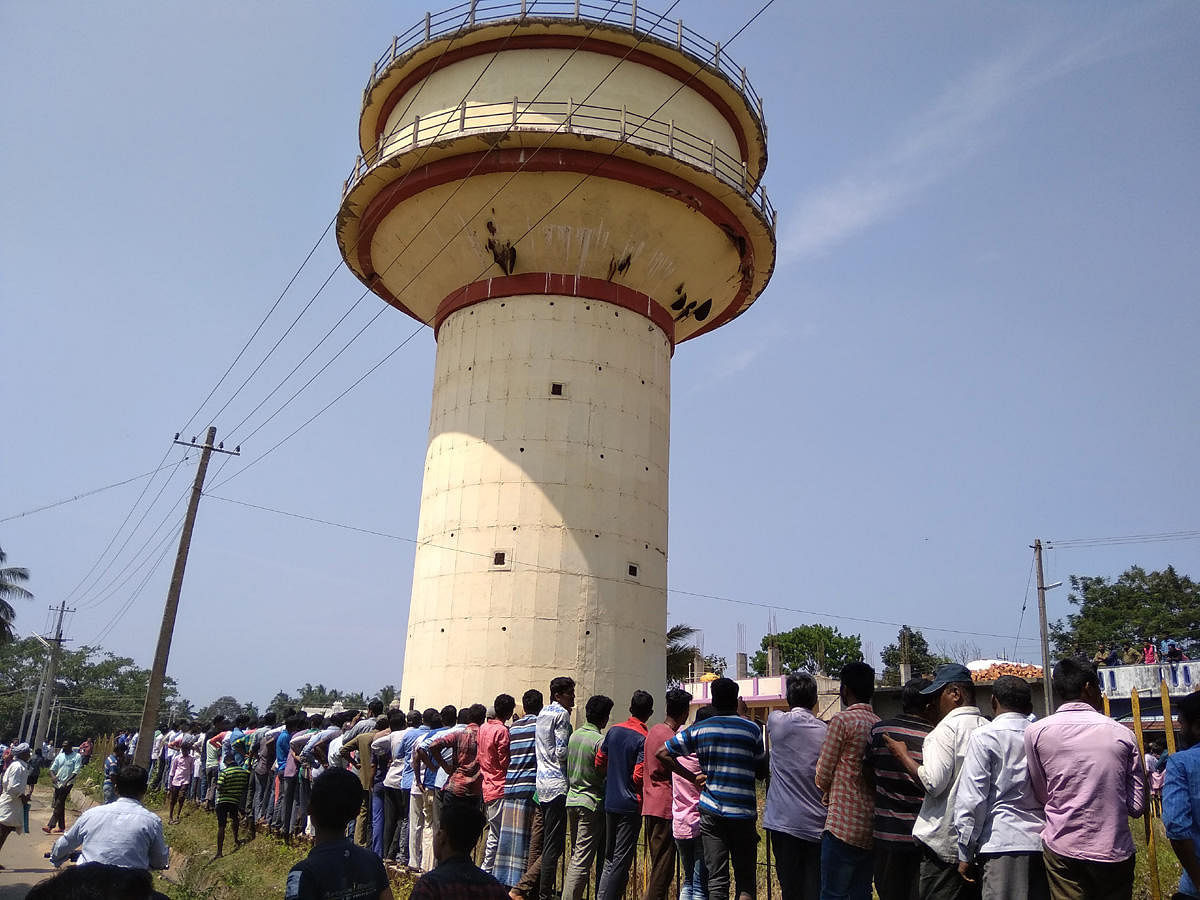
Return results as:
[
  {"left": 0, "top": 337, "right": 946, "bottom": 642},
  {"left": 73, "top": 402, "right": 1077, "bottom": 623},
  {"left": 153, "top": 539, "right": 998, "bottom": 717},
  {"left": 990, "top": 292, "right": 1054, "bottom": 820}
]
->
[{"left": 336, "top": 1, "right": 776, "bottom": 709}]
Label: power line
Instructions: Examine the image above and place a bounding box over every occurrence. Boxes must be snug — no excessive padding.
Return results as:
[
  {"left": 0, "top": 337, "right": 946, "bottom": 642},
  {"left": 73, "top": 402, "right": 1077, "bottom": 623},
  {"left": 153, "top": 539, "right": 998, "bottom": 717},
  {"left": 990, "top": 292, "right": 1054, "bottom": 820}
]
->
[
  {"left": 0, "top": 458, "right": 191, "bottom": 525},
  {"left": 203, "top": 492, "right": 1042, "bottom": 645},
  {"left": 1012, "top": 554, "right": 1036, "bottom": 660},
  {"left": 1046, "top": 529, "right": 1200, "bottom": 549}
]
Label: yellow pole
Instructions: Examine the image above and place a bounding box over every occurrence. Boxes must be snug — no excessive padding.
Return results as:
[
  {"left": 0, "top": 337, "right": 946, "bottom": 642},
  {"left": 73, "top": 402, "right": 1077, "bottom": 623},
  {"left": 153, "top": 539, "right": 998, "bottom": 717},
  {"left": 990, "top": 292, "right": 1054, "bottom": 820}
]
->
[
  {"left": 1161, "top": 679, "right": 1177, "bottom": 755},
  {"left": 1103, "top": 693, "right": 1111, "bottom": 716},
  {"left": 1131, "top": 688, "right": 1162, "bottom": 900}
]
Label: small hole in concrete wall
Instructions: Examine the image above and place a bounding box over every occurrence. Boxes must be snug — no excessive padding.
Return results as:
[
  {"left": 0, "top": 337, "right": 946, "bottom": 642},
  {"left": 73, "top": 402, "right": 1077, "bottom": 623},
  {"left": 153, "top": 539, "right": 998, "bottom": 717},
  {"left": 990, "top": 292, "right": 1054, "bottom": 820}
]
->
[
  {"left": 597, "top": 366, "right": 603, "bottom": 371},
  {"left": 512, "top": 526, "right": 517, "bottom": 531},
  {"left": 470, "top": 310, "right": 474, "bottom": 315},
  {"left": 551, "top": 382, "right": 563, "bottom": 396},
  {"left": 520, "top": 447, "right": 525, "bottom": 453},
  {"left": 502, "top": 626, "right": 507, "bottom": 631},
  {"left": 599, "top": 453, "right": 604, "bottom": 459},
  {"left": 450, "top": 533, "right": 455, "bottom": 537},
  {"left": 493, "top": 551, "right": 506, "bottom": 566},
  {"left": 468, "top": 366, "right": 472, "bottom": 370},
  {"left": 641, "top": 379, "right": 645, "bottom": 384},
  {"left": 645, "top": 544, "right": 650, "bottom": 549},
  {"left": 549, "top": 301, "right": 554, "bottom": 306},
  {"left": 614, "top": 311, "right": 619, "bottom": 317},
  {"left": 499, "top": 302, "right": 505, "bottom": 307},
  {"left": 585, "top": 630, "right": 591, "bottom": 635},
  {"left": 441, "top": 628, "right": 445, "bottom": 633},
  {"left": 628, "top": 564, "right": 639, "bottom": 577},
  {"left": 642, "top": 638, "right": 646, "bottom": 643},
  {"left": 585, "top": 305, "right": 591, "bottom": 310},
  {"left": 594, "top": 534, "right": 600, "bottom": 538},
  {"left": 645, "top": 466, "right": 649, "bottom": 471}
]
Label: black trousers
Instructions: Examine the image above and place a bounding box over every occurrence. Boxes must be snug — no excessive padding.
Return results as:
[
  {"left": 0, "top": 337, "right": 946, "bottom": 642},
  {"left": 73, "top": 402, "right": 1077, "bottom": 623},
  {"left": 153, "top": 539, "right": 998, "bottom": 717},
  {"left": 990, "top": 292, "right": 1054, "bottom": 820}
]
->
[
  {"left": 538, "top": 796, "right": 568, "bottom": 900},
  {"left": 873, "top": 842, "right": 921, "bottom": 900},
  {"left": 47, "top": 784, "right": 72, "bottom": 830},
  {"left": 768, "top": 829, "right": 820, "bottom": 900},
  {"left": 383, "top": 786, "right": 410, "bottom": 861},
  {"left": 700, "top": 812, "right": 760, "bottom": 900},
  {"left": 596, "top": 811, "right": 642, "bottom": 900}
]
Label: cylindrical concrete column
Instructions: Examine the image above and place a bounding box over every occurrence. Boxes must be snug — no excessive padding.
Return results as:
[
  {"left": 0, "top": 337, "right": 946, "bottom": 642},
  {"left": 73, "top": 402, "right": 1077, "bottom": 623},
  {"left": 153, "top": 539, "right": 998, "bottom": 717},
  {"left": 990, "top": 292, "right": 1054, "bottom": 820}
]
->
[{"left": 400, "top": 293, "right": 670, "bottom": 711}]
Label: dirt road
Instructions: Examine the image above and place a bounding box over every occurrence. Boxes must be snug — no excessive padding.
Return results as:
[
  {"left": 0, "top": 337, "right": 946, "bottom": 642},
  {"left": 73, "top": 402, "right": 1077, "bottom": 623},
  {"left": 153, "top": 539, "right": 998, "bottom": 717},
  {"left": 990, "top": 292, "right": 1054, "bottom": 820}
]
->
[{"left": 0, "top": 784, "right": 62, "bottom": 899}]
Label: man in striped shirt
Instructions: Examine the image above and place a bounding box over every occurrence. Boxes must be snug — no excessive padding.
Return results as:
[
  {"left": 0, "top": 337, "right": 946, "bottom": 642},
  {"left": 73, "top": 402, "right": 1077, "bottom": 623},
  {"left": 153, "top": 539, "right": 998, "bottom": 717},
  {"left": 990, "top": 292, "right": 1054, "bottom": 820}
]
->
[
  {"left": 659, "top": 678, "right": 765, "bottom": 900},
  {"left": 863, "top": 678, "right": 934, "bottom": 900},
  {"left": 815, "top": 661, "right": 880, "bottom": 900},
  {"left": 494, "top": 690, "right": 541, "bottom": 891}
]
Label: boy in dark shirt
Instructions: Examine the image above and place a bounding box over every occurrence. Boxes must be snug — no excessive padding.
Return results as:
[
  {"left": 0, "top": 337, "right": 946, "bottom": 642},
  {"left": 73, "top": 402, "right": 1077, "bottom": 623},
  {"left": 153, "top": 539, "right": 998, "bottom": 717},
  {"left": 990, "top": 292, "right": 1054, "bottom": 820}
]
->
[
  {"left": 411, "top": 801, "right": 509, "bottom": 900},
  {"left": 286, "top": 768, "right": 393, "bottom": 900}
]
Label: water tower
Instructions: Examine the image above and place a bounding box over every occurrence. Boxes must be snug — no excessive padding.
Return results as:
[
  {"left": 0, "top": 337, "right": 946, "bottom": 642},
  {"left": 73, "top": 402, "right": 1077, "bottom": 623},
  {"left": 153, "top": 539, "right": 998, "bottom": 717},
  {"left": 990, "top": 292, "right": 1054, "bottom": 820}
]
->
[{"left": 336, "top": 2, "right": 776, "bottom": 711}]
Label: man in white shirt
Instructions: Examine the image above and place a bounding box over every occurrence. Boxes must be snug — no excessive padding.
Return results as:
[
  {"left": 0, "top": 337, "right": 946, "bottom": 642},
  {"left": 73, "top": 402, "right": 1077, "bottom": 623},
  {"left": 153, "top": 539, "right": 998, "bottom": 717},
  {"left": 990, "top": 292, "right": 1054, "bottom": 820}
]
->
[
  {"left": 885, "top": 663, "right": 988, "bottom": 900},
  {"left": 50, "top": 764, "right": 169, "bottom": 871},
  {"left": 953, "top": 676, "right": 1048, "bottom": 900}
]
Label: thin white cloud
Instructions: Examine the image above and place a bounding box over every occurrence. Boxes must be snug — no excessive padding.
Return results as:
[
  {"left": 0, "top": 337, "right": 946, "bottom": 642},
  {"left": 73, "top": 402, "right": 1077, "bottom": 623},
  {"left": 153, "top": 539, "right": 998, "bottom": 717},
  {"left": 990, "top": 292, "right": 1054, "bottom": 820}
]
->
[{"left": 778, "top": 22, "right": 1139, "bottom": 264}]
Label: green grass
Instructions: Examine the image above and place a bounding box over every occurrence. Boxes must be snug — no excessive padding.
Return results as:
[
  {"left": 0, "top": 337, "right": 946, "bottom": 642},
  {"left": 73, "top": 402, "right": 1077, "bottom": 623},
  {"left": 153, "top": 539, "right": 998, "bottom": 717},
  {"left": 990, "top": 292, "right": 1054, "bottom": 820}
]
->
[{"left": 1132, "top": 814, "right": 1183, "bottom": 900}]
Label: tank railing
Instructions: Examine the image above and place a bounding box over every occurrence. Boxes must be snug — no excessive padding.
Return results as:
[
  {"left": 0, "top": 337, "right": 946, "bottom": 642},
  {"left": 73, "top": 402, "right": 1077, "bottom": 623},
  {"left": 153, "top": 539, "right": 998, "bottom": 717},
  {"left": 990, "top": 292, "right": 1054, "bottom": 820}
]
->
[
  {"left": 365, "top": 1, "right": 765, "bottom": 124},
  {"left": 342, "top": 98, "right": 776, "bottom": 229}
]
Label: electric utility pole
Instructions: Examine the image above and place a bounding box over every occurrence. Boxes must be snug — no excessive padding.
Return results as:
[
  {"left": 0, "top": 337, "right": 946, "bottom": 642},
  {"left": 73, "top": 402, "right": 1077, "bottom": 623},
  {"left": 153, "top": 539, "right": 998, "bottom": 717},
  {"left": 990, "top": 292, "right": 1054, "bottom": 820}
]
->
[
  {"left": 1034, "top": 539, "right": 1054, "bottom": 717},
  {"left": 32, "top": 601, "right": 74, "bottom": 751},
  {"left": 134, "top": 427, "right": 238, "bottom": 768}
]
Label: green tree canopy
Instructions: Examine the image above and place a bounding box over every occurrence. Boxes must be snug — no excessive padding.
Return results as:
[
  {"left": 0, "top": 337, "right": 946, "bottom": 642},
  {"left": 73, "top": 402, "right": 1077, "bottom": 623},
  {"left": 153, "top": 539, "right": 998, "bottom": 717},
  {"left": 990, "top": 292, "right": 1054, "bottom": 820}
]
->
[
  {"left": 879, "top": 625, "right": 951, "bottom": 686},
  {"left": 1051, "top": 565, "right": 1200, "bottom": 658},
  {"left": 0, "top": 638, "right": 184, "bottom": 742},
  {"left": 197, "top": 696, "right": 258, "bottom": 723},
  {"left": 0, "top": 545, "right": 34, "bottom": 644},
  {"left": 667, "top": 623, "right": 701, "bottom": 683},
  {"left": 750, "top": 624, "right": 862, "bottom": 677}
]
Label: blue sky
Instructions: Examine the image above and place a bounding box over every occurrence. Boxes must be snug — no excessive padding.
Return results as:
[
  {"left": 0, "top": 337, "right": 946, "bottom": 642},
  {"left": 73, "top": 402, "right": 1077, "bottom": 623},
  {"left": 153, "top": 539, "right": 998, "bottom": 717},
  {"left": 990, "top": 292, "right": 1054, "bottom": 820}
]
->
[{"left": 3, "top": 1, "right": 1199, "bottom": 710}]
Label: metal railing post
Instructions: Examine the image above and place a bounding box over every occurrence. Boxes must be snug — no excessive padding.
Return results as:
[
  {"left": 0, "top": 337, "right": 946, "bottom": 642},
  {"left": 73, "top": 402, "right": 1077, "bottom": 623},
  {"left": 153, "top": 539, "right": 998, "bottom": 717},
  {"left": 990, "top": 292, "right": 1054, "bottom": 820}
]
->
[
  {"left": 412, "top": 113, "right": 420, "bottom": 148},
  {"left": 521, "top": 0, "right": 526, "bottom": 16},
  {"left": 574, "top": 0, "right": 580, "bottom": 20},
  {"left": 370, "top": 60, "right": 378, "bottom": 82},
  {"left": 667, "top": 119, "right": 674, "bottom": 156},
  {"left": 741, "top": 160, "right": 748, "bottom": 190},
  {"left": 513, "top": 96, "right": 519, "bottom": 127},
  {"left": 710, "top": 139, "right": 717, "bottom": 174},
  {"left": 630, "top": 0, "right": 637, "bottom": 28},
  {"left": 393, "top": 35, "right": 399, "bottom": 59},
  {"left": 566, "top": 97, "right": 574, "bottom": 130},
  {"left": 469, "top": 0, "right": 476, "bottom": 26},
  {"left": 741, "top": 66, "right": 747, "bottom": 93},
  {"left": 676, "top": 19, "right": 683, "bottom": 50},
  {"left": 713, "top": 41, "right": 721, "bottom": 68},
  {"left": 459, "top": 100, "right": 467, "bottom": 132},
  {"left": 425, "top": 11, "right": 431, "bottom": 42},
  {"left": 620, "top": 104, "right": 627, "bottom": 138}
]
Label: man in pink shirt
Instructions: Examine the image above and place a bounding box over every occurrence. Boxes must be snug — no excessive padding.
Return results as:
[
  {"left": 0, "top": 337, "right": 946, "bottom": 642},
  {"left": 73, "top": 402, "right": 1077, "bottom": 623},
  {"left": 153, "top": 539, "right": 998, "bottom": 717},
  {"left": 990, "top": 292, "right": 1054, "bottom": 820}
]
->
[
  {"left": 479, "top": 694, "right": 515, "bottom": 874},
  {"left": 641, "top": 689, "right": 692, "bottom": 900},
  {"left": 1025, "top": 657, "right": 1145, "bottom": 900}
]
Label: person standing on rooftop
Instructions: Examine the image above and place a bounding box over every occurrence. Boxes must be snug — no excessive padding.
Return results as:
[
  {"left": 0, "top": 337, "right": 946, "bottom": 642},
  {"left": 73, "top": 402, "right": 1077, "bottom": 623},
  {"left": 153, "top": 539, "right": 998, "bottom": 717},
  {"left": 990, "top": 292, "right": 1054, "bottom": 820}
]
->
[
  {"left": 763, "top": 672, "right": 827, "bottom": 900},
  {"left": 1024, "top": 658, "right": 1144, "bottom": 900}
]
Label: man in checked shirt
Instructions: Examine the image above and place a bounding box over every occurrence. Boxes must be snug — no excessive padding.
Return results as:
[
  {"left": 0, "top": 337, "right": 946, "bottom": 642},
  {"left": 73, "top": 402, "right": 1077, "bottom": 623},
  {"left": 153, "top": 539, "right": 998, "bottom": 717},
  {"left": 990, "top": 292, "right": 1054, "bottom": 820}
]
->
[{"left": 815, "top": 662, "right": 880, "bottom": 900}]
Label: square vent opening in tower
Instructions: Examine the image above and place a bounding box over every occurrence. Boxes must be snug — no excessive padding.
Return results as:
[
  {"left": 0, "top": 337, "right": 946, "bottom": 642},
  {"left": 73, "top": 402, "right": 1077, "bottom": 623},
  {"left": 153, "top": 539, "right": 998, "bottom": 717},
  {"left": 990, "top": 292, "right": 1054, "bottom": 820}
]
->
[{"left": 551, "top": 382, "right": 564, "bottom": 396}]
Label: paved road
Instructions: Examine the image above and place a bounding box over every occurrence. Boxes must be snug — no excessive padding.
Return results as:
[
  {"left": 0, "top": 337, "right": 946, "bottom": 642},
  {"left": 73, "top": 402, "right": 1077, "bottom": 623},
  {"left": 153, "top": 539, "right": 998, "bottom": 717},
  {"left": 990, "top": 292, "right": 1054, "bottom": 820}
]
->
[{"left": 0, "top": 784, "right": 61, "bottom": 899}]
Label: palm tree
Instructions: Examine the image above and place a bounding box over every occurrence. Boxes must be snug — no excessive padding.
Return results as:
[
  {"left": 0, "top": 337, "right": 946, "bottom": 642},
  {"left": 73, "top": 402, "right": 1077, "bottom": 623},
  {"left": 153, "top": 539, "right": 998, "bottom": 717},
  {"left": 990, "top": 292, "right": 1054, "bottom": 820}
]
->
[
  {"left": 666, "top": 622, "right": 701, "bottom": 683},
  {"left": 0, "top": 546, "right": 33, "bottom": 644}
]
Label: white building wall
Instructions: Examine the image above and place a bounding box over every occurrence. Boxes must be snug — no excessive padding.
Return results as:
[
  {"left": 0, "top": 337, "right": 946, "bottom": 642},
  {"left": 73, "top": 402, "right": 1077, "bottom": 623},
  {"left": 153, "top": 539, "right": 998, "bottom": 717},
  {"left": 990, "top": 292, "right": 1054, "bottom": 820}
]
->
[{"left": 400, "top": 293, "right": 670, "bottom": 713}]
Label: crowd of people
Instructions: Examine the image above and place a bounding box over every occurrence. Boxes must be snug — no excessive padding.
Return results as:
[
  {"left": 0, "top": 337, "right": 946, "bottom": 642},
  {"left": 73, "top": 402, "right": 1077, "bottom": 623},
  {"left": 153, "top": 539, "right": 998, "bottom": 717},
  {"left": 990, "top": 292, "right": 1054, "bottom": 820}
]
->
[
  {"left": 1, "top": 659, "right": 1199, "bottom": 900},
  {"left": 1089, "top": 637, "right": 1191, "bottom": 668}
]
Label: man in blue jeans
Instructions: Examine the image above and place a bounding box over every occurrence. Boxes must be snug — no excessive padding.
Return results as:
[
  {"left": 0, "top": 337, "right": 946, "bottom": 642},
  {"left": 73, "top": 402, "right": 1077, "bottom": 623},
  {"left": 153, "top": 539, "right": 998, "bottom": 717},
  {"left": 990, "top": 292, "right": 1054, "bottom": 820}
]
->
[{"left": 659, "top": 678, "right": 765, "bottom": 900}]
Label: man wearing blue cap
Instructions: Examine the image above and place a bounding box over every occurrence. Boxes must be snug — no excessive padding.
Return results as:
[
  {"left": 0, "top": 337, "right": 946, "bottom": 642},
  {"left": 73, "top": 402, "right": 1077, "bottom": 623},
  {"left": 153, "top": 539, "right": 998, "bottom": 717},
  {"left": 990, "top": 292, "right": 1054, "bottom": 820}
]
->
[{"left": 884, "top": 663, "right": 987, "bottom": 900}]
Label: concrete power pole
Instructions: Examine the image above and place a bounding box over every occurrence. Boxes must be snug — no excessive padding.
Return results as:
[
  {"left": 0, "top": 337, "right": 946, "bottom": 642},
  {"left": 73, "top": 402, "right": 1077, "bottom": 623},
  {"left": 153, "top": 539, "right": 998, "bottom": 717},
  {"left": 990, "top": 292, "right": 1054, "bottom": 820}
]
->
[
  {"left": 32, "top": 601, "right": 73, "bottom": 752},
  {"left": 134, "top": 427, "right": 237, "bottom": 768},
  {"left": 1034, "top": 539, "right": 1054, "bottom": 716}
]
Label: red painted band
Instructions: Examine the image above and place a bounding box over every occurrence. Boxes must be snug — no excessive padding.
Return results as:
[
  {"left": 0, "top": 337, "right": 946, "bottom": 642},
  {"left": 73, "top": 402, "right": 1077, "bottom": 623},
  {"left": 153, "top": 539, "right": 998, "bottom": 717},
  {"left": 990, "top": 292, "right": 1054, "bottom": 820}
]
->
[
  {"left": 370, "top": 34, "right": 750, "bottom": 163},
  {"left": 351, "top": 148, "right": 758, "bottom": 344},
  {"left": 433, "top": 274, "right": 676, "bottom": 348}
]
